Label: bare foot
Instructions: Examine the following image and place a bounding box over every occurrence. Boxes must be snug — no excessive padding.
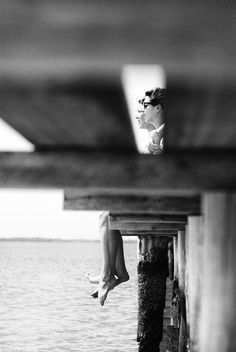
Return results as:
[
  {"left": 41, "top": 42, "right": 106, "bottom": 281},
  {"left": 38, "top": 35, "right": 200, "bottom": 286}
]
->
[
  {"left": 90, "top": 289, "right": 98, "bottom": 299},
  {"left": 116, "top": 273, "right": 129, "bottom": 286},
  {"left": 87, "top": 273, "right": 100, "bottom": 284},
  {"left": 98, "top": 277, "right": 117, "bottom": 306},
  {"left": 90, "top": 273, "right": 129, "bottom": 300}
]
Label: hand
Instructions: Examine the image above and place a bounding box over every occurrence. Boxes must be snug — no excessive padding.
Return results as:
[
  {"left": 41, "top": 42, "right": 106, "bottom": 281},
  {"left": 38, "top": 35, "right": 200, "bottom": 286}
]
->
[
  {"left": 148, "top": 141, "right": 161, "bottom": 154},
  {"left": 149, "top": 131, "right": 161, "bottom": 145}
]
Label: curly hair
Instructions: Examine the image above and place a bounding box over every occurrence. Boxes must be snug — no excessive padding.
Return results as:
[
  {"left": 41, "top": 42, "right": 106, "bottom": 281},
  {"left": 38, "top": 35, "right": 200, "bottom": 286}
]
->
[
  {"left": 150, "top": 87, "right": 167, "bottom": 111},
  {"left": 138, "top": 89, "right": 154, "bottom": 105}
]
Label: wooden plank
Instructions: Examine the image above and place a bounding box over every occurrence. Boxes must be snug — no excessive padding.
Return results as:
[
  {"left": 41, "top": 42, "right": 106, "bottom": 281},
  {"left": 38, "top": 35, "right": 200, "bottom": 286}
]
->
[
  {"left": 65, "top": 190, "right": 200, "bottom": 214},
  {"left": 1, "top": 69, "right": 236, "bottom": 151},
  {"left": 0, "top": 72, "right": 135, "bottom": 151},
  {"left": 1, "top": 1, "right": 235, "bottom": 72},
  {"left": 1, "top": 2, "right": 236, "bottom": 151},
  {"left": 1, "top": 71, "right": 236, "bottom": 151},
  {"left": 109, "top": 220, "right": 185, "bottom": 231},
  {"left": 121, "top": 230, "right": 177, "bottom": 236},
  {"left": 1, "top": 151, "right": 236, "bottom": 190},
  {"left": 199, "top": 193, "right": 236, "bottom": 352},
  {"left": 166, "top": 76, "right": 236, "bottom": 149},
  {"left": 109, "top": 214, "right": 187, "bottom": 223}
]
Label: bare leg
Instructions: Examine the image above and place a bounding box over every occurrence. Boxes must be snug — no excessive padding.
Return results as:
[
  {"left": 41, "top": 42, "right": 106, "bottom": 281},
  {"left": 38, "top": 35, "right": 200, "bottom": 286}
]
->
[
  {"left": 89, "top": 211, "right": 110, "bottom": 297},
  {"left": 114, "top": 231, "right": 129, "bottom": 285},
  {"left": 90, "top": 212, "right": 129, "bottom": 305},
  {"left": 97, "top": 212, "right": 118, "bottom": 305},
  {"left": 89, "top": 234, "right": 129, "bottom": 286},
  {"left": 99, "top": 212, "right": 116, "bottom": 281}
]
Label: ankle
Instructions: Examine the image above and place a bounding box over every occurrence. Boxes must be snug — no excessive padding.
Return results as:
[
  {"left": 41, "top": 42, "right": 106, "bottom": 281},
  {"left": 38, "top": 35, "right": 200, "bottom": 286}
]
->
[
  {"left": 100, "top": 273, "right": 110, "bottom": 282},
  {"left": 116, "top": 272, "right": 129, "bottom": 283},
  {"left": 122, "top": 273, "right": 129, "bottom": 282}
]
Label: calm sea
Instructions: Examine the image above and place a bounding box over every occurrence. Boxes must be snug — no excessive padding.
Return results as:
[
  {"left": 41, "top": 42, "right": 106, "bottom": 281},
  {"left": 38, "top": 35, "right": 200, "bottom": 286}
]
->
[{"left": 0, "top": 241, "right": 138, "bottom": 352}]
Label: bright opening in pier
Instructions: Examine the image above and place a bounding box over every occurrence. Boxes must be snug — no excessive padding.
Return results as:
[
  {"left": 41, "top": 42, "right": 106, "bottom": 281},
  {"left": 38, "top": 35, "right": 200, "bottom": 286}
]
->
[
  {"left": 122, "top": 65, "right": 166, "bottom": 153},
  {"left": 0, "top": 117, "right": 34, "bottom": 151}
]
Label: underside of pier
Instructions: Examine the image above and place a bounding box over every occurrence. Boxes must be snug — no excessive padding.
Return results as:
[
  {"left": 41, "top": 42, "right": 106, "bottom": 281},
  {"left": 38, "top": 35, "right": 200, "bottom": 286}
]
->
[{"left": 0, "top": 1, "right": 236, "bottom": 351}]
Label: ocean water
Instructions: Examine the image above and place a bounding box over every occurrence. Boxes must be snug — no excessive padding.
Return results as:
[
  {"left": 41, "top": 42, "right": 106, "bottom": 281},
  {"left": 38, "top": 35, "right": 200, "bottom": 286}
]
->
[{"left": 0, "top": 241, "right": 138, "bottom": 352}]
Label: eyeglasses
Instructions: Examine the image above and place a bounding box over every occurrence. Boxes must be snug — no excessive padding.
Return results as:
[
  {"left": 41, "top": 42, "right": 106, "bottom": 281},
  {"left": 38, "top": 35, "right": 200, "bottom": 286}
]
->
[{"left": 143, "top": 102, "right": 152, "bottom": 109}]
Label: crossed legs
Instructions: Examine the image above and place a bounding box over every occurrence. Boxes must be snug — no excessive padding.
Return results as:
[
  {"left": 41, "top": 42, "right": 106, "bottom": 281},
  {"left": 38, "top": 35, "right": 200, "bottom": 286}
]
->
[{"left": 88, "top": 211, "right": 129, "bottom": 306}]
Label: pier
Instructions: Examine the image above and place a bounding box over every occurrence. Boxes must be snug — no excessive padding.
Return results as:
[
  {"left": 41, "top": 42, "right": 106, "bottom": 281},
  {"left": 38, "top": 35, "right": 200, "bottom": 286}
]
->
[{"left": 0, "top": 1, "right": 236, "bottom": 351}]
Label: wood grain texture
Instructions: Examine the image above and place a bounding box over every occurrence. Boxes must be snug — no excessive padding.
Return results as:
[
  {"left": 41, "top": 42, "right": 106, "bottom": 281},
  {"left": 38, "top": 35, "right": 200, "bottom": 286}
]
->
[
  {"left": 186, "top": 216, "right": 203, "bottom": 352},
  {"left": 166, "top": 77, "right": 236, "bottom": 149},
  {"left": 184, "top": 224, "right": 190, "bottom": 340},
  {"left": 1, "top": 1, "right": 235, "bottom": 72},
  {"left": 177, "top": 231, "right": 186, "bottom": 293},
  {"left": 1, "top": 1, "right": 236, "bottom": 151},
  {"left": 199, "top": 193, "right": 236, "bottom": 352},
  {"left": 121, "top": 230, "right": 177, "bottom": 236},
  {"left": 0, "top": 151, "right": 234, "bottom": 191},
  {"left": 177, "top": 230, "right": 187, "bottom": 352},
  {"left": 109, "top": 220, "right": 185, "bottom": 231},
  {"left": 1, "top": 70, "right": 236, "bottom": 150},
  {"left": 0, "top": 73, "right": 135, "bottom": 151},
  {"left": 109, "top": 214, "right": 187, "bottom": 223},
  {"left": 173, "top": 236, "right": 178, "bottom": 278},
  {"left": 64, "top": 190, "right": 200, "bottom": 213}
]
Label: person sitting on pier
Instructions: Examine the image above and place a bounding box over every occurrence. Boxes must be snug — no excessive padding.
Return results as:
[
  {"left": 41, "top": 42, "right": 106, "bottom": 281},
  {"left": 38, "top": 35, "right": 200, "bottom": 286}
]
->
[
  {"left": 142, "top": 87, "right": 166, "bottom": 154},
  {"left": 87, "top": 87, "right": 166, "bottom": 306}
]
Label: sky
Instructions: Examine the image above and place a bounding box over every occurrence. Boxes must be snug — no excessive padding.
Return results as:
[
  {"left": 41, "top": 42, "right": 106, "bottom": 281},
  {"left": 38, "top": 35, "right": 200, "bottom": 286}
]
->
[
  {"left": 0, "top": 119, "right": 101, "bottom": 240},
  {"left": 0, "top": 189, "right": 101, "bottom": 240},
  {"left": 0, "top": 65, "right": 165, "bottom": 240}
]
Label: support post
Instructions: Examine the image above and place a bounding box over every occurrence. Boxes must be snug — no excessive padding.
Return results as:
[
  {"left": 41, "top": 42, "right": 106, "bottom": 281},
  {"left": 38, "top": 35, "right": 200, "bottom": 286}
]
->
[
  {"left": 177, "top": 231, "right": 186, "bottom": 293},
  {"left": 184, "top": 225, "right": 190, "bottom": 347},
  {"left": 168, "top": 239, "right": 174, "bottom": 280},
  {"left": 165, "top": 236, "right": 180, "bottom": 352},
  {"left": 186, "top": 216, "right": 203, "bottom": 352},
  {"left": 199, "top": 193, "right": 236, "bottom": 352},
  {"left": 173, "top": 236, "right": 178, "bottom": 279},
  {"left": 137, "top": 235, "right": 168, "bottom": 352},
  {"left": 177, "top": 230, "right": 187, "bottom": 352}
]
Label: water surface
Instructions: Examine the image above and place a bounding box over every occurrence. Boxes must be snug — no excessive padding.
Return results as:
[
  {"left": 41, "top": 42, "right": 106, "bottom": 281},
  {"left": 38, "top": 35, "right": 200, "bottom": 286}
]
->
[{"left": 0, "top": 241, "right": 138, "bottom": 352}]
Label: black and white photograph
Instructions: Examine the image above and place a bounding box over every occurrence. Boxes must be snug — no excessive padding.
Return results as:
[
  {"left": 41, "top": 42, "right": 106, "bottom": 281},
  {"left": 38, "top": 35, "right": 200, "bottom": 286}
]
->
[{"left": 0, "top": 1, "right": 236, "bottom": 351}]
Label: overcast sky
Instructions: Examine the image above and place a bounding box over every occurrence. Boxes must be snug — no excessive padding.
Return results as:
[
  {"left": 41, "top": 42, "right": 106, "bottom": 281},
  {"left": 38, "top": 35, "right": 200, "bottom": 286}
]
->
[
  {"left": 0, "top": 189, "right": 101, "bottom": 240},
  {"left": 0, "top": 119, "right": 101, "bottom": 240}
]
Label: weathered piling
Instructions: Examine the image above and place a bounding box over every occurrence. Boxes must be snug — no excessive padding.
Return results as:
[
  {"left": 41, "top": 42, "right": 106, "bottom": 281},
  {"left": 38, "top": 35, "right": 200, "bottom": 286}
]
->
[
  {"left": 173, "top": 236, "right": 178, "bottom": 279},
  {"left": 166, "top": 253, "right": 181, "bottom": 352},
  {"left": 137, "top": 235, "right": 168, "bottom": 352},
  {"left": 177, "top": 230, "right": 187, "bottom": 352},
  {"left": 168, "top": 239, "right": 174, "bottom": 280},
  {"left": 198, "top": 193, "right": 236, "bottom": 352},
  {"left": 186, "top": 216, "right": 203, "bottom": 352}
]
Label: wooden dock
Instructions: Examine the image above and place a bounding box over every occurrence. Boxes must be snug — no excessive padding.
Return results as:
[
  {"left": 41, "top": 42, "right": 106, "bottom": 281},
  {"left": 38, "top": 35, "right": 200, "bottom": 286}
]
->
[{"left": 0, "top": 1, "right": 236, "bottom": 351}]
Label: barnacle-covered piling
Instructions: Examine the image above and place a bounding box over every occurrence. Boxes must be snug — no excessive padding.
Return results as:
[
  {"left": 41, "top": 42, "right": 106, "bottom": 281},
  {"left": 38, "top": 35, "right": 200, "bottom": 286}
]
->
[{"left": 137, "top": 236, "right": 168, "bottom": 352}]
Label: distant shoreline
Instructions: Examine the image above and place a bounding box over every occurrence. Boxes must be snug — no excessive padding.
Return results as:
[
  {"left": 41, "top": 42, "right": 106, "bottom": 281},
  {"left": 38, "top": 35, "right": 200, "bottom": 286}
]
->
[
  {"left": 0, "top": 237, "right": 100, "bottom": 243},
  {"left": 0, "top": 237, "right": 136, "bottom": 243}
]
